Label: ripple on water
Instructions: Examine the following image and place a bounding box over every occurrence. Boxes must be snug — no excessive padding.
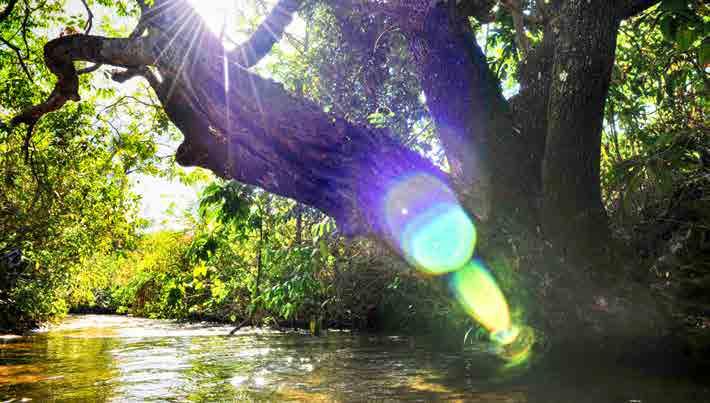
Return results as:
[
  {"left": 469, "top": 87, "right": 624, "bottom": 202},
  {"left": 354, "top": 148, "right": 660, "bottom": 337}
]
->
[{"left": 0, "top": 315, "right": 708, "bottom": 402}]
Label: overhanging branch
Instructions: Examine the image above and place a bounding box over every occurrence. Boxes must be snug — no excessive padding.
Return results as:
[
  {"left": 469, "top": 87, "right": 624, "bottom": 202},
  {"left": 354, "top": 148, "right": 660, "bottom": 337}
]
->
[
  {"left": 11, "top": 35, "right": 153, "bottom": 126},
  {"left": 9, "top": 0, "right": 449, "bottom": 238},
  {"left": 229, "top": 0, "right": 301, "bottom": 68}
]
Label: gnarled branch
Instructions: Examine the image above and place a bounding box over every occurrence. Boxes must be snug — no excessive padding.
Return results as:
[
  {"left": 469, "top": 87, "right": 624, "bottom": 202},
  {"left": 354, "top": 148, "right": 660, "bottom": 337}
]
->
[
  {"left": 11, "top": 35, "right": 154, "bottom": 126},
  {"left": 9, "top": 0, "right": 448, "bottom": 238}
]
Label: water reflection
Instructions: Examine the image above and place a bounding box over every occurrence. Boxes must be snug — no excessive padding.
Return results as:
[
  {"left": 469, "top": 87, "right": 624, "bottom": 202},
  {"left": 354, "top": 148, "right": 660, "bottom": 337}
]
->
[{"left": 0, "top": 315, "right": 707, "bottom": 402}]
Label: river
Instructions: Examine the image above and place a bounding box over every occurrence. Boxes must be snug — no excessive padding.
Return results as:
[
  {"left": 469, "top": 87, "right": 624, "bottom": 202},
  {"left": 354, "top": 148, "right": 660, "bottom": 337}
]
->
[{"left": 0, "top": 315, "right": 707, "bottom": 402}]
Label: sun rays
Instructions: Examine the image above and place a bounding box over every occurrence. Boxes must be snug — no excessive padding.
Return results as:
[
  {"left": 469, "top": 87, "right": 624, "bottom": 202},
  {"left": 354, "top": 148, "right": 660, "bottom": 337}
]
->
[{"left": 186, "top": 0, "right": 240, "bottom": 37}]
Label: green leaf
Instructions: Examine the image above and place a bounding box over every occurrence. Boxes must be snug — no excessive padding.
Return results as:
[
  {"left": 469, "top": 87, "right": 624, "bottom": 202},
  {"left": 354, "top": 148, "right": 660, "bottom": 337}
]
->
[
  {"left": 193, "top": 263, "right": 208, "bottom": 279},
  {"left": 318, "top": 239, "right": 330, "bottom": 258},
  {"left": 699, "top": 42, "right": 710, "bottom": 66},
  {"left": 675, "top": 27, "right": 695, "bottom": 51}
]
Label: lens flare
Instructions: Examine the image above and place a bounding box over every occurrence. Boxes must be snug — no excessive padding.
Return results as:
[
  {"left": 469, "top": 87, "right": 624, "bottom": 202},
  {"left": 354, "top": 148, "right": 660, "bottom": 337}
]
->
[
  {"left": 491, "top": 325, "right": 520, "bottom": 345},
  {"left": 381, "top": 173, "right": 532, "bottom": 364},
  {"left": 450, "top": 261, "right": 511, "bottom": 333},
  {"left": 497, "top": 325, "right": 535, "bottom": 366},
  {"left": 384, "top": 174, "right": 476, "bottom": 275}
]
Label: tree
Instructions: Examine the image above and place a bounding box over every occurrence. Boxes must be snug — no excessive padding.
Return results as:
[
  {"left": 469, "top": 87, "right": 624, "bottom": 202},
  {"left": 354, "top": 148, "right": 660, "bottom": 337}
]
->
[
  {"left": 3, "top": 0, "right": 704, "bottom": 346},
  {"left": 0, "top": 0, "right": 168, "bottom": 330}
]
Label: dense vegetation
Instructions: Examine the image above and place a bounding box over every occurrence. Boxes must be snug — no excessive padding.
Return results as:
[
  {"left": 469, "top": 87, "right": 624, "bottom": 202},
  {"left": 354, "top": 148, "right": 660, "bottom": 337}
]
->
[
  {"left": 72, "top": 187, "right": 472, "bottom": 337},
  {"left": 0, "top": 0, "right": 707, "bottom": 365}
]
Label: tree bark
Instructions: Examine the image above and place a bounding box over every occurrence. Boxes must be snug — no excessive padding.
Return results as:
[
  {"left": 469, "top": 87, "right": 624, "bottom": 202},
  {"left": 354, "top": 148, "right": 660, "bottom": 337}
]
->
[
  {"left": 404, "top": 1, "right": 669, "bottom": 348},
  {"left": 405, "top": 3, "right": 539, "bottom": 225},
  {"left": 541, "top": 2, "right": 621, "bottom": 263}
]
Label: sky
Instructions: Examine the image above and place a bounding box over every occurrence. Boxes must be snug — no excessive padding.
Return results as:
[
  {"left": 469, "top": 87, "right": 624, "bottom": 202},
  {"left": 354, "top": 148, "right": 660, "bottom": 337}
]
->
[{"left": 130, "top": 172, "right": 202, "bottom": 232}]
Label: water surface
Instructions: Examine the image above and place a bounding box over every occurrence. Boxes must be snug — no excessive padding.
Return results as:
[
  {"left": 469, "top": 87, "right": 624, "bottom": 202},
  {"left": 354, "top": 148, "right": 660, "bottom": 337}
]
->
[{"left": 0, "top": 315, "right": 706, "bottom": 402}]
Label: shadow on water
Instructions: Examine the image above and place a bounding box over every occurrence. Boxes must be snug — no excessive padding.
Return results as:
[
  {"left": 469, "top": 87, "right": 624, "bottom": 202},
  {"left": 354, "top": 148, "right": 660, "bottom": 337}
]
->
[{"left": 0, "top": 315, "right": 707, "bottom": 402}]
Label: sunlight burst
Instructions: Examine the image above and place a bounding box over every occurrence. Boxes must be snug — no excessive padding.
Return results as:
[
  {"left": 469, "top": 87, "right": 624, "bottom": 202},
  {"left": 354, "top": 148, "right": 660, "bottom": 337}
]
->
[
  {"left": 185, "top": 0, "right": 305, "bottom": 52},
  {"left": 186, "top": 0, "right": 237, "bottom": 36}
]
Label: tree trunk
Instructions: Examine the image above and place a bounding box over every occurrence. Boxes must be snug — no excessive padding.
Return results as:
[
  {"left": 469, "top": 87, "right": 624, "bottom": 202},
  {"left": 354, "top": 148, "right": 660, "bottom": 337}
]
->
[
  {"left": 254, "top": 214, "right": 263, "bottom": 316},
  {"left": 404, "top": 1, "right": 669, "bottom": 349},
  {"left": 541, "top": 2, "right": 620, "bottom": 263},
  {"left": 407, "top": 4, "right": 540, "bottom": 225}
]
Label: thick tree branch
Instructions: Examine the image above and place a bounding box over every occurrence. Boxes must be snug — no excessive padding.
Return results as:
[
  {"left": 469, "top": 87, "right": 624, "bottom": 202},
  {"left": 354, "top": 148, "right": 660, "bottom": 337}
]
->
[
  {"left": 229, "top": 0, "right": 301, "bottom": 68},
  {"left": 177, "top": 45, "right": 447, "bottom": 235},
  {"left": 404, "top": 3, "right": 536, "bottom": 222},
  {"left": 10, "top": 0, "right": 448, "bottom": 239},
  {"left": 11, "top": 35, "right": 154, "bottom": 126}
]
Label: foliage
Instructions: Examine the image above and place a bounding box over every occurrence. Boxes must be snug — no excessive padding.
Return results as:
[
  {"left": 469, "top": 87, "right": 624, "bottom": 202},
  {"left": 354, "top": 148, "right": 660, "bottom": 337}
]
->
[
  {"left": 0, "top": 0, "right": 170, "bottom": 331},
  {"left": 600, "top": 4, "right": 709, "bottom": 338}
]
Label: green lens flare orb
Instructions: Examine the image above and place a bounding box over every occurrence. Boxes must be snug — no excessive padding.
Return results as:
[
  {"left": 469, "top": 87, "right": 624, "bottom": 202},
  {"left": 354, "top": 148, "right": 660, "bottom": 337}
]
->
[
  {"left": 449, "top": 261, "right": 511, "bottom": 333},
  {"left": 384, "top": 174, "right": 476, "bottom": 275},
  {"left": 401, "top": 202, "right": 476, "bottom": 274},
  {"left": 491, "top": 325, "right": 520, "bottom": 346},
  {"left": 496, "top": 325, "right": 535, "bottom": 366}
]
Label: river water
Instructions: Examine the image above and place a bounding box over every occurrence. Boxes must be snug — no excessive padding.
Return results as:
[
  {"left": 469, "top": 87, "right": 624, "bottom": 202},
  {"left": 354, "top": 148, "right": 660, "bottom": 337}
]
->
[{"left": 0, "top": 315, "right": 707, "bottom": 402}]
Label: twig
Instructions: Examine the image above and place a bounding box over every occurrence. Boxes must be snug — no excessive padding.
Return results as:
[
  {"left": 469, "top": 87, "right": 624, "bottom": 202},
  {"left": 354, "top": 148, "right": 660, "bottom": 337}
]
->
[
  {"left": 228, "top": 317, "right": 251, "bottom": 335},
  {"left": 80, "top": 0, "right": 93, "bottom": 34},
  {"left": 0, "top": 36, "right": 31, "bottom": 80}
]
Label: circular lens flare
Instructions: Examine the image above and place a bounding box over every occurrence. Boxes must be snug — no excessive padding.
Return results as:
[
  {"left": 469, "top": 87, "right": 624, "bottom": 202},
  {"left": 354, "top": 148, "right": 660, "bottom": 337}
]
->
[
  {"left": 384, "top": 174, "right": 476, "bottom": 275},
  {"left": 450, "top": 261, "right": 511, "bottom": 333}
]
